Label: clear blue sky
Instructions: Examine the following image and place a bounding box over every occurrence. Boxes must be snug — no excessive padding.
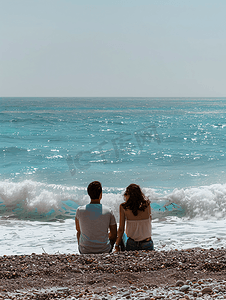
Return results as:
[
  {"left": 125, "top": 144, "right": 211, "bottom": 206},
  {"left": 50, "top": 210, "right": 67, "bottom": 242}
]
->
[{"left": 0, "top": 0, "right": 225, "bottom": 97}]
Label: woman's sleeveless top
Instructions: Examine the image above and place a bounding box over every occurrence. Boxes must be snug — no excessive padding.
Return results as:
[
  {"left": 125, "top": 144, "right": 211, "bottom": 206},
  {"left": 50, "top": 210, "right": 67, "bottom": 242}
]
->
[{"left": 125, "top": 217, "right": 152, "bottom": 242}]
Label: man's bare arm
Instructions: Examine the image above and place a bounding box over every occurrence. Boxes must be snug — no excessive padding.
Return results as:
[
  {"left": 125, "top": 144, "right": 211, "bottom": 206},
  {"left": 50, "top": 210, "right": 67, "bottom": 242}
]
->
[
  {"left": 75, "top": 217, "right": 81, "bottom": 245},
  {"left": 109, "top": 224, "right": 117, "bottom": 242}
]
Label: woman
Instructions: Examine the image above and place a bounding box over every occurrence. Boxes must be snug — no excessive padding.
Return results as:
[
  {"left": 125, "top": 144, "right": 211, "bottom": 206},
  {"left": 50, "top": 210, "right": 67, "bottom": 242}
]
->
[{"left": 115, "top": 184, "right": 154, "bottom": 252}]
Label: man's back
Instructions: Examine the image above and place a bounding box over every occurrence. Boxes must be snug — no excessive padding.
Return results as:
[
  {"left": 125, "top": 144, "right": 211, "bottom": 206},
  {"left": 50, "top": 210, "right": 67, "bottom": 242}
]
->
[{"left": 76, "top": 203, "right": 116, "bottom": 254}]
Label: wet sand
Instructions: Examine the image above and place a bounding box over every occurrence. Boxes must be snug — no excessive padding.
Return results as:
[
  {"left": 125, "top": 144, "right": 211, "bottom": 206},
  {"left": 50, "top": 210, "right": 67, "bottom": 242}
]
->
[{"left": 1, "top": 248, "right": 226, "bottom": 299}]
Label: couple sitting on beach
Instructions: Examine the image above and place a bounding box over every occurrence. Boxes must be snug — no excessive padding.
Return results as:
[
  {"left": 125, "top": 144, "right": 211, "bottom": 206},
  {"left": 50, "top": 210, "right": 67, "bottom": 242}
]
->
[{"left": 75, "top": 181, "right": 153, "bottom": 254}]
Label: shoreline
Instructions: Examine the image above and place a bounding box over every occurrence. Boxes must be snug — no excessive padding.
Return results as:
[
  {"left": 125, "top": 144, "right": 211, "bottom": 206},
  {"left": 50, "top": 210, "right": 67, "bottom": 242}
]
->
[{"left": 1, "top": 248, "right": 226, "bottom": 299}]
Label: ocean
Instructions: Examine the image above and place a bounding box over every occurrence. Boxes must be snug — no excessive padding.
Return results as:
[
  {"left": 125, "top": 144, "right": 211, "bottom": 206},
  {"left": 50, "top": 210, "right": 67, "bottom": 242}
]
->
[{"left": 1, "top": 97, "right": 226, "bottom": 255}]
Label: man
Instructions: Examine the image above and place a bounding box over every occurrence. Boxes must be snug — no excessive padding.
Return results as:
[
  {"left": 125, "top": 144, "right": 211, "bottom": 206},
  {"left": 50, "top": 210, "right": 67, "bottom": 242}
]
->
[{"left": 75, "top": 181, "right": 117, "bottom": 254}]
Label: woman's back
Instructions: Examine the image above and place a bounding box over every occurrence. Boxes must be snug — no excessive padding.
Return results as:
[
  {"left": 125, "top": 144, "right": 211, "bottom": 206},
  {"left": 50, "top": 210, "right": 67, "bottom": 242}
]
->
[
  {"left": 123, "top": 204, "right": 150, "bottom": 220},
  {"left": 124, "top": 205, "right": 152, "bottom": 241}
]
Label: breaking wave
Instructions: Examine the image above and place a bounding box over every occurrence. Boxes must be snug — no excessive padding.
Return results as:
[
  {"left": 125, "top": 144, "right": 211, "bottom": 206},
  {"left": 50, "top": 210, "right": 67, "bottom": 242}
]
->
[{"left": 1, "top": 180, "right": 226, "bottom": 221}]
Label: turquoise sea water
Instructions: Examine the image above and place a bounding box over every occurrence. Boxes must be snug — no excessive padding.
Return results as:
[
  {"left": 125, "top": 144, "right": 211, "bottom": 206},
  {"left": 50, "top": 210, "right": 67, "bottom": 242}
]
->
[{"left": 1, "top": 98, "right": 226, "bottom": 254}]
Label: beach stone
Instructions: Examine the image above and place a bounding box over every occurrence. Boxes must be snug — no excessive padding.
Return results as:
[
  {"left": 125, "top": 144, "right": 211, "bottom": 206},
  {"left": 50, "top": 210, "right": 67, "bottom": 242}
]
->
[
  {"left": 58, "top": 287, "right": 69, "bottom": 292},
  {"left": 193, "top": 291, "right": 198, "bottom": 297},
  {"left": 122, "top": 291, "right": 131, "bottom": 297},
  {"left": 202, "top": 287, "right": 212, "bottom": 294},
  {"left": 175, "top": 291, "right": 185, "bottom": 296},
  {"left": 180, "top": 285, "right": 190, "bottom": 292},
  {"left": 176, "top": 280, "right": 185, "bottom": 287}
]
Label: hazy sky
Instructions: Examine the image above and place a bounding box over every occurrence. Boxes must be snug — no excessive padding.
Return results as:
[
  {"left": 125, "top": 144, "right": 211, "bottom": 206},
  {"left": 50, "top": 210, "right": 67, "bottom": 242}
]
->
[{"left": 1, "top": 0, "right": 226, "bottom": 97}]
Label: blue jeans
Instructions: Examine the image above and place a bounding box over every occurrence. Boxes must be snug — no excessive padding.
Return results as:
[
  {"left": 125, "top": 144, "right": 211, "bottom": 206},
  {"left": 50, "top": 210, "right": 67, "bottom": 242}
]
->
[{"left": 126, "top": 237, "right": 154, "bottom": 251}]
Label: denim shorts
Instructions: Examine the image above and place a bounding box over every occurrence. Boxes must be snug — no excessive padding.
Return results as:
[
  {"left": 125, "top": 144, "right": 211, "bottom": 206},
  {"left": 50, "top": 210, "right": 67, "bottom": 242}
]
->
[{"left": 126, "top": 237, "right": 154, "bottom": 251}]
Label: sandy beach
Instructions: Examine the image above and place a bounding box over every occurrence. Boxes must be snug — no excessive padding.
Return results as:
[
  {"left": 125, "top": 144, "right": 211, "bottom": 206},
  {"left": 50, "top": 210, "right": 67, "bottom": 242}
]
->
[{"left": 1, "top": 248, "right": 226, "bottom": 299}]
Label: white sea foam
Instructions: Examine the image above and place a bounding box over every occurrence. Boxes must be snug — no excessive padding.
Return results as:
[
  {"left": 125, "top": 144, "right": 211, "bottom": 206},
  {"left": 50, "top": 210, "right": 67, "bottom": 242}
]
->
[
  {"left": 165, "top": 184, "right": 226, "bottom": 219},
  {"left": 1, "top": 216, "right": 226, "bottom": 256},
  {"left": 0, "top": 180, "right": 84, "bottom": 220}
]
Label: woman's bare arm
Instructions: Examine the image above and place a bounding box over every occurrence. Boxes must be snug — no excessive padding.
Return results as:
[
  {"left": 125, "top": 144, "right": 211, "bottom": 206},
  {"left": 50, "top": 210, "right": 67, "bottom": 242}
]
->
[{"left": 115, "top": 204, "right": 125, "bottom": 251}]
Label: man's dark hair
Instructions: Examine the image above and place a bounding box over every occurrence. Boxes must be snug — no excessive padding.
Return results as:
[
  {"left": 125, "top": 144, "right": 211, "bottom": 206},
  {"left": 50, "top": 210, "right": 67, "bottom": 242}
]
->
[{"left": 87, "top": 181, "right": 102, "bottom": 200}]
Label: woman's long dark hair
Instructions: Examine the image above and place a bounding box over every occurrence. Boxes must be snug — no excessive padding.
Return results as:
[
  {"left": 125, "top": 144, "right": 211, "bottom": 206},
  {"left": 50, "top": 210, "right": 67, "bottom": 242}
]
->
[{"left": 122, "top": 184, "right": 149, "bottom": 216}]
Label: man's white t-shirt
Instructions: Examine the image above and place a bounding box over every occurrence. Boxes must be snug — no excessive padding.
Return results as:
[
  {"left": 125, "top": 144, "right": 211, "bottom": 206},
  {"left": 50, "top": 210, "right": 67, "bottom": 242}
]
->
[{"left": 76, "top": 203, "right": 116, "bottom": 254}]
